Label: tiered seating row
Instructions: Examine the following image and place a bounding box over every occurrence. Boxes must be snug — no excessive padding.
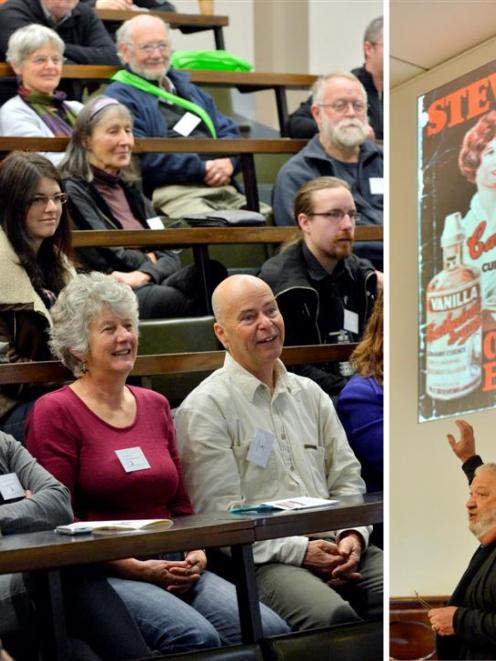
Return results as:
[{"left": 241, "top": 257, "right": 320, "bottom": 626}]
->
[{"left": 0, "top": 64, "right": 317, "bottom": 135}]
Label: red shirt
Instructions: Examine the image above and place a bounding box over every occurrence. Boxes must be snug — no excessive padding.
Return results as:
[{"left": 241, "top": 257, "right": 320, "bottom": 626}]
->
[{"left": 26, "top": 385, "right": 193, "bottom": 521}]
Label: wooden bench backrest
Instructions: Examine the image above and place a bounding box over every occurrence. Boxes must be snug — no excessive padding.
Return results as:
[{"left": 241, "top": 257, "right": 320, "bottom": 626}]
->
[
  {"left": 0, "top": 64, "right": 317, "bottom": 90},
  {"left": 0, "top": 344, "right": 357, "bottom": 385}
]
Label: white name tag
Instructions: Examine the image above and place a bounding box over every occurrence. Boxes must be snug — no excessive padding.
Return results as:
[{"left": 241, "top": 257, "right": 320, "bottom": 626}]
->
[
  {"left": 369, "top": 177, "right": 384, "bottom": 195},
  {"left": 344, "top": 309, "right": 359, "bottom": 335},
  {"left": 115, "top": 447, "right": 151, "bottom": 473},
  {"left": 247, "top": 429, "right": 274, "bottom": 468},
  {"left": 173, "top": 112, "right": 201, "bottom": 137},
  {"left": 0, "top": 472, "right": 25, "bottom": 500},
  {"left": 146, "top": 216, "right": 165, "bottom": 230}
]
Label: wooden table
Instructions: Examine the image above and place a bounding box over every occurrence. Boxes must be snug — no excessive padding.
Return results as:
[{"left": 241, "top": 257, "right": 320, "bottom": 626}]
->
[{"left": 0, "top": 494, "right": 382, "bottom": 659}]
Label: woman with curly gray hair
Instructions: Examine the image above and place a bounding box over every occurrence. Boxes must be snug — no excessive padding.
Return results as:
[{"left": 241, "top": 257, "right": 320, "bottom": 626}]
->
[{"left": 26, "top": 272, "right": 289, "bottom": 654}]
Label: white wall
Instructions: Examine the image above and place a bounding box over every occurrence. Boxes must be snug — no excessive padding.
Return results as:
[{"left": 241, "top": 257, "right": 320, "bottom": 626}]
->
[
  {"left": 171, "top": 1, "right": 255, "bottom": 118},
  {"left": 308, "top": 0, "right": 382, "bottom": 75},
  {"left": 390, "top": 37, "right": 496, "bottom": 597},
  {"left": 253, "top": 0, "right": 382, "bottom": 128},
  {"left": 172, "top": 1, "right": 254, "bottom": 61}
]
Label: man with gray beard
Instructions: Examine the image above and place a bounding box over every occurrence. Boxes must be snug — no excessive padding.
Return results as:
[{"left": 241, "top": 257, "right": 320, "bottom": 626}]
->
[
  {"left": 427, "top": 420, "right": 496, "bottom": 660},
  {"left": 272, "top": 73, "right": 383, "bottom": 268}
]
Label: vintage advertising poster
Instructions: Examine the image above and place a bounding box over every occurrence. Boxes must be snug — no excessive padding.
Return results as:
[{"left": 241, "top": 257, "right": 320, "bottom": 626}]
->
[{"left": 419, "top": 60, "right": 496, "bottom": 422}]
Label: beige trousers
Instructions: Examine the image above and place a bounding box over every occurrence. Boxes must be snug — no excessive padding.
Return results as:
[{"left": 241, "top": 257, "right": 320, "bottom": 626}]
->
[{"left": 152, "top": 183, "right": 272, "bottom": 220}]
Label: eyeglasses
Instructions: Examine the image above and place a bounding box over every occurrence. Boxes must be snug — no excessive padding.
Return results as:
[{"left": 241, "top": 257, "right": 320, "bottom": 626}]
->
[
  {"left": 309, "top": 210, "right": 360, "bottom": 223},
  {"left": 318, "top": 101, "right": 367, "bottom": 113},
  {"left": 29, "top": 193, "right": 68, "bottom": 208},
  {"left": 137, "top": 42, "right": 171, "bottom": 54}
]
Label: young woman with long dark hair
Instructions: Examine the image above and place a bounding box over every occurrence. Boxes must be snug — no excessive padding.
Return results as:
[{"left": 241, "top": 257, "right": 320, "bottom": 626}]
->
[{"left": 0, "top": 151, "right": 74, "bottom": 442}]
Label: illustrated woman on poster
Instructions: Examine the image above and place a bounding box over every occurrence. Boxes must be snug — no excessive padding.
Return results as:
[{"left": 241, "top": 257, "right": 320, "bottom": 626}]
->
[{"left": 459, "top": 110, "right": 496, "bottom": 307}]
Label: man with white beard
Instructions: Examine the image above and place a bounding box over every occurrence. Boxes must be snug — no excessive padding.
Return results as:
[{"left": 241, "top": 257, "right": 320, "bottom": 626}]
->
[
  {"left": 272, "top": 73, "right": 383, "bottom": 267},
  {"left": 426, "top": 420, "right": 496, "bottom": 660}
]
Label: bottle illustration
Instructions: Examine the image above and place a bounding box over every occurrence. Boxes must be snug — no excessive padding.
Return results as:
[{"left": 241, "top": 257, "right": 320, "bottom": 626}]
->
[{"left": 425, "top": 212, "right": 482, "bottom": 400}]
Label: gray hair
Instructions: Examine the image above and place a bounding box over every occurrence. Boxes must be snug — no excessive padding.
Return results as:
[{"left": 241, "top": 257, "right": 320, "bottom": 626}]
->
[
  {"left": 474, "top": 463, "right": 496, "bottom": 479},
  {"left": 49, "top": 272, "right": 139, "bottom": 377},
  {"left": 6, "top": 24, "right": 64, "bottom": 65},
  {"left": 311, "top": 72, "right": 367, "bottom": 106},
  {"left": 364, "top": 16, "right": 383, "bottom": 45},
  {"left": 115, "top": 15, "right": 170, "bottom": 60},
  {"left": 59, "top": 96, "right": 137, "bottom": 183}
]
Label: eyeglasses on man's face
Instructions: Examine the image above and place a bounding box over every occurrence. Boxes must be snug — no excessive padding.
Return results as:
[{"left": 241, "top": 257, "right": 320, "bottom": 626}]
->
[
  {"left": 136, "top": 42, "right": 171, "bottom": 54},
  {"left": 318, "top": 100, "right": 367, "bottom": 113},
  {"left": 29, "top": 193, "right": 68, "bottom": 208},
  {"left": 309, "top": 209, "right": 360, "bottom": 223}
]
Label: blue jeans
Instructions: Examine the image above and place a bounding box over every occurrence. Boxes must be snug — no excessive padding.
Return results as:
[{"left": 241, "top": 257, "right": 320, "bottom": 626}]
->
[{"left": 108, "top": 569, "right": 289, "bottom": 653}]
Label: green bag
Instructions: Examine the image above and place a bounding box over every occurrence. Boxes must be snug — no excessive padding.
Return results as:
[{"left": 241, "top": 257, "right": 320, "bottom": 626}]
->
[{"left": 170, "top": 49, "right": 253, "bottom": 72}]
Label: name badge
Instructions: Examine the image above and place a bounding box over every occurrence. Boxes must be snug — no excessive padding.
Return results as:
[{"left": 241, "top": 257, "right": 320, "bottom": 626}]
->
[
  {"left": 115, "top": 447, "right": 151, "bottom": 473},
  {"left": 173, "top": 112, "right": 201, "bottom": 137},
  {"left": 344, "top": 309, "right": 359, "bottom": 335},
  {"left": 0, "top": 472, "right": 25, "bottom": 500},
  {"left": 146, "top": 216, "right": 165, "bottom": 230},
  {"left": 247, "top": 429, "right": 274, "bottom": 468},
  {"left": 369, "top": 177, "right": 384, "bottom": 195}
]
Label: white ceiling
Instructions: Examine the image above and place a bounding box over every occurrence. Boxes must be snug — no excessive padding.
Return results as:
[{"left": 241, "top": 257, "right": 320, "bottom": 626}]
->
[{"left": 391, "top": 0, "right": 496, "bottom": 88}]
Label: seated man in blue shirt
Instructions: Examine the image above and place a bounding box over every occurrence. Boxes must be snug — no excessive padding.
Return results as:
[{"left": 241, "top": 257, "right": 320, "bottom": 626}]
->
[{"left": 106, "top": 15, "right": 268, "bottom": 218}]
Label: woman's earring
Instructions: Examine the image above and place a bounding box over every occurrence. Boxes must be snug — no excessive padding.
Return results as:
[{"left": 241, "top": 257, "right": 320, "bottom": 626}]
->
[{"left": 80, "top": 361, "right": 88, "bottom": 375}]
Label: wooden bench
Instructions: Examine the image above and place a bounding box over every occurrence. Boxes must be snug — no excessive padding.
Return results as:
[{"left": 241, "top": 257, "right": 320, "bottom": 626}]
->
[
  {"left": 0, "top": 136, "right": 307, "bottom": 211},
  {"left": 0, "top": 343, "right": 358, "bottom": 386},
  {"left": 95, "top": 8, "right": 229, "bottom": 49},
  {"left": 0, "top": 65, "right": 317, "bottom": 135},
  {"left": 69, "top": 225, "right": 382, "bottom": 314},
  {"left": 0, "top": 342, "right": 359, "bottom": 420},
  {"left": 390, "top": 596, "right": 445, "bottom": 660}
]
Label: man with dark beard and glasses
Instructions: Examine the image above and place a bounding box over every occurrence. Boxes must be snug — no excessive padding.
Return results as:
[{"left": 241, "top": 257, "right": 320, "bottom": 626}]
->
[
  {"left": 260, "top": 176, "right": 379, "bottom": 399},
  {"left": 272, "top": 73, "right": 383, "bottom": 268}
]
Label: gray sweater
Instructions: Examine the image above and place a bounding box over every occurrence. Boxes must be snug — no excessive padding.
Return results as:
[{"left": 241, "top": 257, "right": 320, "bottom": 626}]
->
[{"left": 0, "top": 432, "right": 72, "bottom": 535}]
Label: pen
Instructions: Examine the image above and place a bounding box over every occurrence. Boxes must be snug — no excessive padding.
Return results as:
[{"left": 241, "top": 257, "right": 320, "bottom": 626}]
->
[
  {"left": 230, "top": 504, "right": 278, "bottom": 514},
  {"left": 414, "top": 590, "right": 433, "bottom": 610}
]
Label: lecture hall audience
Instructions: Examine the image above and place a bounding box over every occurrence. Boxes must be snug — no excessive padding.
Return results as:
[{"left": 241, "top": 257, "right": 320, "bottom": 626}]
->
[
  {"left": 0, "top": 24, "right": 82, "bottom": 165},
  {"left": 286, "top": 16, "right": 383, "bottom": 141},
  {"left": 60, "top": 95, "right": 227, "bottom": 319},
  {"left": 260, "top": 176, "right": 379, "bottom": 399},
  {"left": 105, "top": 14, "right": 271, "bottom": 217},
  {"left": 0, "top": 0, "right": 119, "bottom": 103},
  {"left": 0, "top": 6, "right": 386, "bottom": 657},
  {"left": 26, "top": 272, "right": 289, "bottom": 655},
  {"left": 0, "top": 430, "right": 151, "bottom": 660},
  {"left": 337, "top": 288, "right": 383, "bottom": 494},
  {"left": 272, "top": 71, "right": 383, "bottom": 269},
  {"left": 176, "top": 274, "right": 383, "bottom": 633},
  {"left": 0, "top": 152, "right": 74, "bottom": 444}
]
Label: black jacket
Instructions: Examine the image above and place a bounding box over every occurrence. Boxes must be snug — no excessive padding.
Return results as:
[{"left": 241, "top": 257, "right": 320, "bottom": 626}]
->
[
  {"left": 259, "top": 241, "right": 377, "bottom": 397},
  {"left": 286, "top": 65, "right": 383, "bottom": 141},
  {"left": 436, "top": 454, "right": 496, "bottom": 660},
  {"left": 64, "top": 176, "right": 181, "bottom": 282},
  {"left": 0, "top": 0, "right": 119, "bottom": 64}
]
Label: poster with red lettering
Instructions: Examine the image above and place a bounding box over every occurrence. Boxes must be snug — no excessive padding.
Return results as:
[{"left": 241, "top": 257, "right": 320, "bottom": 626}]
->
[{"left": 419, "top": 60, "right": 496, "bottom": 421}]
